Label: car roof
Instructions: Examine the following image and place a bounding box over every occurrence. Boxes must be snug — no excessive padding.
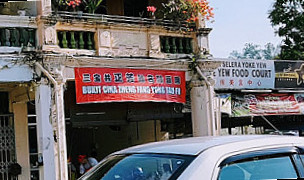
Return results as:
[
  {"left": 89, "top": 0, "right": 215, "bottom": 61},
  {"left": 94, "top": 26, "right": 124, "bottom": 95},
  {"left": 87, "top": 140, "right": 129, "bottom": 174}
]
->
[{"left": 114, "top": 135, "right": 304, "bottom": 156}]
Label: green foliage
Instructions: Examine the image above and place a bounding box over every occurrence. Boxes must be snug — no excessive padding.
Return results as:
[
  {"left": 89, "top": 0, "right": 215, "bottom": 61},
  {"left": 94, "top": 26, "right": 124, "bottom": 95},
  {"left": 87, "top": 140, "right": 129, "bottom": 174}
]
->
[
  {"left": 229, "top": 43, "right": 280, "bottom": 60},
  {"left": 54, "top": 0, "right": 104, "bottom": 13},
  {"left": 269, "top": 0, "right": 304, "bottom": 60},
  {"left": 158, "top": 0, "right": 189, "bottom": 23},
  {"left": 262, "top": 43, "right": 277, "bottom": 60},
  {"left": 82, "top": 0, "right": 104, "bottom": 13},
  {"left": 157, "top": 0, "right": 213, "bottom": 28}
]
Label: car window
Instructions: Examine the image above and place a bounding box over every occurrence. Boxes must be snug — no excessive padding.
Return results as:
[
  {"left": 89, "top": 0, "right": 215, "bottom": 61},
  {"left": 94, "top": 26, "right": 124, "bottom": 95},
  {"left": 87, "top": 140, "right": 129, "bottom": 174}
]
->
[
  {"left": 218, "top": 156, "right": 298, "bottom": 180},
  {"left": 79, "top": 154, "right": 194, "bottom": 180},
  {"left": 293, "top": 147, "right": 304, "bottom": 175},
  {"left": 299, "top": 154, "right": 304, "bottom": 171}
]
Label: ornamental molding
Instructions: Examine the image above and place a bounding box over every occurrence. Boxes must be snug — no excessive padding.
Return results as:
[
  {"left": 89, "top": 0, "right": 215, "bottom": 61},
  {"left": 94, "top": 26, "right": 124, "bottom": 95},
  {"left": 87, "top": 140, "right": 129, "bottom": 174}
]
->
[
  {"left": 197, "top": 28, "right": 212, "bottom": 36},
  {"left": 41, "top": 55, "right": 66, "bottom": 83},
  {"left": 197, "top": 60, "right": 221, "bottom": 72},
  {"left": 0, "top": 15, "right": 37, "bottom": 28}
]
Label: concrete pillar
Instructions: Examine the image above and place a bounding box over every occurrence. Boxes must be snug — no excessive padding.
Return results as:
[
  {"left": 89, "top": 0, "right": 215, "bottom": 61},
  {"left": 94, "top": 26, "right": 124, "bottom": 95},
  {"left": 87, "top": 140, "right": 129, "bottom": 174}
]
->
[
  {"left": 197, "top": 34, "right": 209, "bottom": 55},
  {"left": 38, "top": 0, "right": 52, "bottom": 16},
  {"left": 13, "top": 102, "right": 31, "bottom": 180},
  {"left": 34, "top": 63, "right": 68, "bottom": 180},
  {"left": 54, "top": 83, "right": 68, "bottom": 180},
  {"left": 214, "top": 96, "right": 222, "bottom": 136},
  {"left": 195, "top": 16, "right": 212, "bottom": 56},
  {"left": 190, "top": 84, "right": 215, "bottom": 136},
  {"left": 35, "top": 82, "right": 56, "bottom": 180}
]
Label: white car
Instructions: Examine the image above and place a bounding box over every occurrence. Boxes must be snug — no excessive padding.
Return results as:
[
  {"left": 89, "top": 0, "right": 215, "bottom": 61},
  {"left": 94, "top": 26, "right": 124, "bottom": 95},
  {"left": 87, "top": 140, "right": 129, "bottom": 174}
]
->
[{"left": 79, "top": 135, "right": 304, "bottom": 180}]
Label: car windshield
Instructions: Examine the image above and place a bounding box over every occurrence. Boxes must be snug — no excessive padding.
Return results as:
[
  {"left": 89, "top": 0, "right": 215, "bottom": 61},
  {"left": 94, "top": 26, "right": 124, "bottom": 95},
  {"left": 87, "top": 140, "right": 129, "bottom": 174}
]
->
[{"left": 79, "top": 153, "right": 194, "bottom": 180}]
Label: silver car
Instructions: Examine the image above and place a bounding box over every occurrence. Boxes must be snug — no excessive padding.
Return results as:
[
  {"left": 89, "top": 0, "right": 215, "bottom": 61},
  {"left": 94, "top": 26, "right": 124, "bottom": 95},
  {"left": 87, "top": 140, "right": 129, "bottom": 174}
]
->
[{"left": 79, "top": 135, "right": 304, "bottom": 180}]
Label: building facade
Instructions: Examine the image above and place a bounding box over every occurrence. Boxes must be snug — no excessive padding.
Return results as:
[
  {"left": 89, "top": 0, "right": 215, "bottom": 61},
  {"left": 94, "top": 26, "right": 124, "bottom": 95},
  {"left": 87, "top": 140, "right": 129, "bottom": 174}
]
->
[{"left": 0, "top": 0, "right": 215, "bottom": 179}]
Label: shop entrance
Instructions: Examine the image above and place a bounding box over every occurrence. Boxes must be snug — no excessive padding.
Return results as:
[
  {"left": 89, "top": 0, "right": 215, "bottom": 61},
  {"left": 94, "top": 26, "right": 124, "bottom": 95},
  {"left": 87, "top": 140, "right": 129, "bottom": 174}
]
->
[
  {"left": 64, "top": 81, "right": 185, "bottom": 178},
  {"left": 0, "top": 114, "right": 17, "bottom": 180},
  {"left": 0, "top": 92, "right": 17, "bottom": 180}
]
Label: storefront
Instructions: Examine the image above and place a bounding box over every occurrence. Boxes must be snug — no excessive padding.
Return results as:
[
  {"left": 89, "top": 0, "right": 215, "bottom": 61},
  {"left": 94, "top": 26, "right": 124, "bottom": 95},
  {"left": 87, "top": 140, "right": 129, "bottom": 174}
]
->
[
  {"left": 53, "top": 65, "right": 188, "bottom": 178},
  {"left": 215, "top": 59, "right": 304, "bottom": 135}
]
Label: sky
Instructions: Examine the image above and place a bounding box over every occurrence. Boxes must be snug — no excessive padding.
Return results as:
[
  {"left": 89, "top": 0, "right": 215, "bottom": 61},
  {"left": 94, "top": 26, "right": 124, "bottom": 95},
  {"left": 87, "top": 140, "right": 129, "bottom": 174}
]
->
[{"left": 207, "top": 0, "right": 282, "bottom": 58}]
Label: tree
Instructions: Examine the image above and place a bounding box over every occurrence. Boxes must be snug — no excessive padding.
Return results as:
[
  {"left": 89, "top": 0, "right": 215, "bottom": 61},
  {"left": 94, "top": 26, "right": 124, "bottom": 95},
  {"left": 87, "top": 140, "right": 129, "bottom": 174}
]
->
[
  {"left": 229, "top": 43, "right": 279, "bottom": 60},
  {"left": 262, "top": 43, "right": 280, "bottom": 60},
  {"left": 269, "top": 0, "right": 304, "bottom": 60},
  {"left": 242, "top": 43, "right": 262, "bottom": 59}
]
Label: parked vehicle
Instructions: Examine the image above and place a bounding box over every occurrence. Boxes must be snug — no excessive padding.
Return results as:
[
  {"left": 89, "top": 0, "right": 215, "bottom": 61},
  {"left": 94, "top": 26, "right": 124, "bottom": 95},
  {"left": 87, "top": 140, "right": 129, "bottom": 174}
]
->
[{"left": 78, "top": 135, "right": 304, "bottom": 180}]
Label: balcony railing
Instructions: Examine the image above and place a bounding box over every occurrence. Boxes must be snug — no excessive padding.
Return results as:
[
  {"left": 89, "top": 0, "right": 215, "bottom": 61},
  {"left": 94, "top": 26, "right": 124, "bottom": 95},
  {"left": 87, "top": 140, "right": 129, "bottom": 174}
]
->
[
  {"left": 160, "top": 36, "right": 193, "bottom": 54},
  {"left": 57, "top": 31, "right": 95, "bottom": 50},
  {"left": 53, "top": 11, "right": 194, "bottom": 30},
  {"left": 0, "top": 27, "right": 36, "bottom": 47}
]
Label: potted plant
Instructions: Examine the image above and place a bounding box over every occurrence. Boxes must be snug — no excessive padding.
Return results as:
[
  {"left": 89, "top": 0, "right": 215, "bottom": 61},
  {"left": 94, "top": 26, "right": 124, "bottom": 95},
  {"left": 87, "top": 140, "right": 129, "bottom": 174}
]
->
[
  {"left": 147, "top": 6, "right": 157, "bottom": 19},
  {"left": 82, "top": 0, "right": 104, "bottom": 14},
  {"left": 56, "top": 0, "right": 82, "bottom": 12},
  {"left": 66, "top": 0, "right": 82, "bottom": 10},
  {"left": 158, "top": 0, "right": 213, "bottom": 29}
]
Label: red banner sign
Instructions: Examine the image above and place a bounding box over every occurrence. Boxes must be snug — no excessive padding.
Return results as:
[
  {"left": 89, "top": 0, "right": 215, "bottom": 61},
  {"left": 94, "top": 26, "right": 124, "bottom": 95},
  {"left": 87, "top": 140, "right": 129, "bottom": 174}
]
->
[
  {"left": 232, "top": 94, "right": 301, "bottom": 117},
  {"left": 74, "top": 67, "right": 186, "bottom": 104}
]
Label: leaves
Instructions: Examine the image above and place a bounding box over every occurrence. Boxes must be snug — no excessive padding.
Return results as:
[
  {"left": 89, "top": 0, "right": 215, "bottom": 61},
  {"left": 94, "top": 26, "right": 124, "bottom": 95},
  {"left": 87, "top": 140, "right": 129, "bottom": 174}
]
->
[
  {"left": 158, "top": 0, "right": 213, "bottom": 26},
  {"left": 269, "top": 0, "right": 304, "bottom": 60},
  {"left": 82, "top": 0, "right": 104, "bottom": 13},
  {"left": 229, "top": 43, "right": 280, "bottom": 60}
]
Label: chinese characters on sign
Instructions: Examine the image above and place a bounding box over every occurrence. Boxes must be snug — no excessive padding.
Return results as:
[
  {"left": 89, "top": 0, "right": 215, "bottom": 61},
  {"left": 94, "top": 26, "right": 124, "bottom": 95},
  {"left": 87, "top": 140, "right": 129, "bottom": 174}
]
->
[
  {"left": 74, "top": 68, "right": 186, "bottom": 104},
  {"left": 214, "top": 60, "right": 275, "bottom": 89}
]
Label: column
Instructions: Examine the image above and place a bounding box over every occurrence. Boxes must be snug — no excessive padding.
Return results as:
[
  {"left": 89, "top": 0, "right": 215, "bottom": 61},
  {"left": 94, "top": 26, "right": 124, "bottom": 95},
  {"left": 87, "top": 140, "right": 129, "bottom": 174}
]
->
[
  {"left": 190, "top": 83, "right": 215, "bottom": 136},
  {"left": 55, "top": 83, "right": 68, "bottom": 180},
  {"left": 196, "top": 15, "right": 212, "bottom": 56},
  {"left": 38, "top": 0, "right": 52, "bottom": 16},
  {"left": 13, "top": 102, "right": 31, "bottom": 180},
  {"left": 35, "top": 81, "right": 56, "bottom": 180}
]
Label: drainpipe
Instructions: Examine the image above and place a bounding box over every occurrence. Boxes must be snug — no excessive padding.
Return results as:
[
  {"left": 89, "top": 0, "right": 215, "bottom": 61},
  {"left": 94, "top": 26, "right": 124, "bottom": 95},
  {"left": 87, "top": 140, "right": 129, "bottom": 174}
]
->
[
  {"left": 195, "top": 66, "right": 216, "bottom": 136},
  {"left": 36, "top": 62, "right": 57, "bottom": 85},
  {"left": 35, "top": 62, "right": 68, "bottom": 180}
]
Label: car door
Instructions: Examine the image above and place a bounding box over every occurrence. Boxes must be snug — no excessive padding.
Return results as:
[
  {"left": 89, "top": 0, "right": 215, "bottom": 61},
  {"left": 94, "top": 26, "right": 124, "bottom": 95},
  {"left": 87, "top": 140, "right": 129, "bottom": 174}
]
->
[{"left": 216, "top": 147, "right": 304, "bottom": 180}]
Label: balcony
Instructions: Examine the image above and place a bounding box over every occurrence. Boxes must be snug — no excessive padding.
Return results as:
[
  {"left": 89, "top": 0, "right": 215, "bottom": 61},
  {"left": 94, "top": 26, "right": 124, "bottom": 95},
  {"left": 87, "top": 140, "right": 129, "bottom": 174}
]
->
[
  {"left": 53, "top": 11, "right": 190, "bottom": 30},
  {"left": 0, "top": 14, "right": 37, "bottom": 53},
  {"left": 0, "top": 27, "right": 36, "bottom": 53},
  {"left": 46, "top": 11, "right": 197, "bottom": 58}
]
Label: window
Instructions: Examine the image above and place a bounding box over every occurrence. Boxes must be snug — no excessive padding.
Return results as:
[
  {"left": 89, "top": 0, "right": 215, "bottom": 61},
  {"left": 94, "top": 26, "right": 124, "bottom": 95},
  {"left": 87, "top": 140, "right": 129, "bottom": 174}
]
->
[
  {"left": 289, "top": 147, "right": 304, "bottom": 175},
  {"left": 79, "top": 154, "right": 194, "bottom": 180},
  {"left": 218, "top": 155, "right": 298, "bottom": 180}
]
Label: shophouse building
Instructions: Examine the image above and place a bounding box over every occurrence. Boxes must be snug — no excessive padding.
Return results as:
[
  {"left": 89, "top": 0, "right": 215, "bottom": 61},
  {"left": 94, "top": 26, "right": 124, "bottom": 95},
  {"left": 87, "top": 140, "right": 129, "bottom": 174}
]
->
[{"left": 0, "top": 0, "right": 215, "bottom": 179}]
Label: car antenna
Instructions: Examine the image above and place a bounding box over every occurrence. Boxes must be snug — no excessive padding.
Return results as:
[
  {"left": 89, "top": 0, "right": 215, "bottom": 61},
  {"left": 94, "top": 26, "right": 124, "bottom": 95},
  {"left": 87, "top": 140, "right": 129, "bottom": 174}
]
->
[{"left": 261, "top": 116, "right": 283, "bottom": 135}]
